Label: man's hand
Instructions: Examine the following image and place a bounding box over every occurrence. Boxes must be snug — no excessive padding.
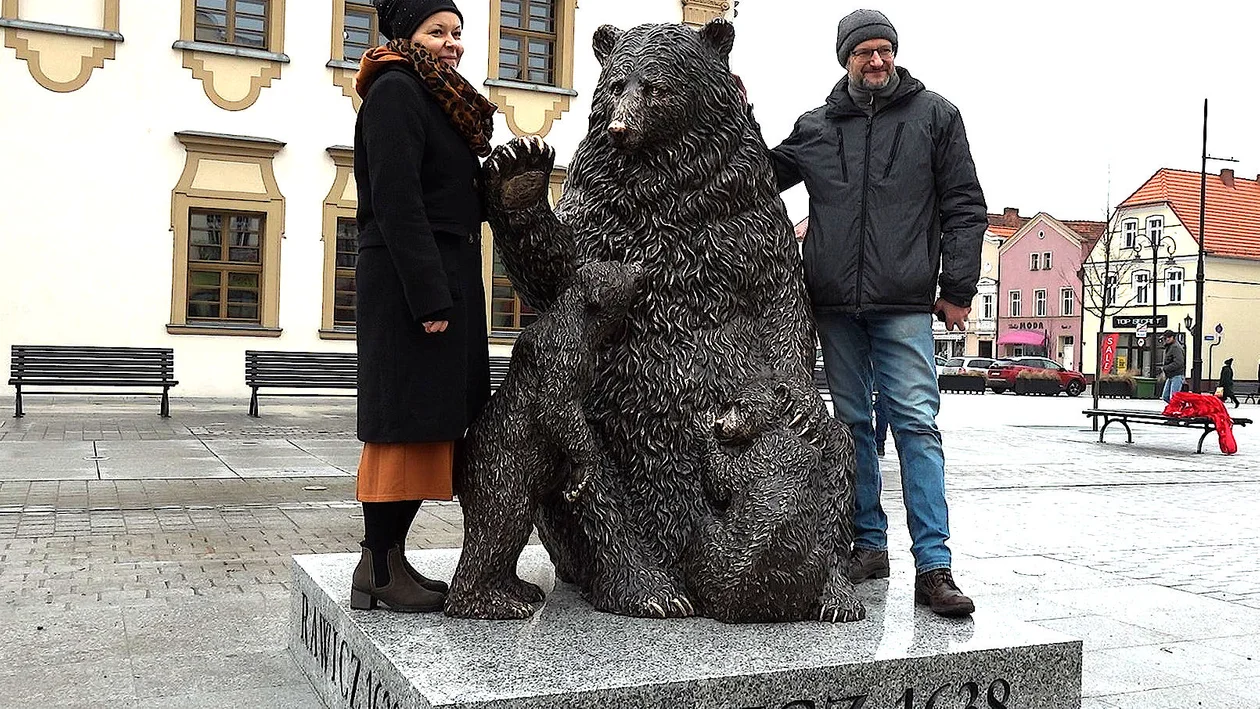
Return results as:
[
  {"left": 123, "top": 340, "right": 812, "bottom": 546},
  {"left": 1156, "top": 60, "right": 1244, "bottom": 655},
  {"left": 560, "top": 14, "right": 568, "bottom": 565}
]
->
[
  {"left": 932, "top": 298, "right": 969, "bottom": 332},
  {"left": 421, "top": 320, "right": 449, "bottom": 334}
]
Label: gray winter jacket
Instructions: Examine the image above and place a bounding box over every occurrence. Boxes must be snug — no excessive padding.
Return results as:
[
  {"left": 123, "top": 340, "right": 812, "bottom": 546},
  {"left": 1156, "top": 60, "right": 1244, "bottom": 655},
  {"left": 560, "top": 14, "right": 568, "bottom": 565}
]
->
[
  {"left": 770, "top": 67, "right": 987, "bottom": 313},
  {"left": 1162, "top": 340, "right": 1186, "bottom": 378}
]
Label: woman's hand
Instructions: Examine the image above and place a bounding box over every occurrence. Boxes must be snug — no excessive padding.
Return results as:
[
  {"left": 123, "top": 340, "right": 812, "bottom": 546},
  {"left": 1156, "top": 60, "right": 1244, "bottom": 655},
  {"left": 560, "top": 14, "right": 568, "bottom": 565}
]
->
[{"left": 422, "top": 320, "right": 449, "bottom": 333}]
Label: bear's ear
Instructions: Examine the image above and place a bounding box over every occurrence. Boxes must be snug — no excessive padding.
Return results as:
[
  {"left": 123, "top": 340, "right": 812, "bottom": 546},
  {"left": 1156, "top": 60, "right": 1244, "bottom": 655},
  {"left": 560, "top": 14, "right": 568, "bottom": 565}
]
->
[
  {"left": 698, "top": 18, "right": 735, "bottom": 65},
  {"left": 592, "top": 24, "right": 623, "bottom": 66}
]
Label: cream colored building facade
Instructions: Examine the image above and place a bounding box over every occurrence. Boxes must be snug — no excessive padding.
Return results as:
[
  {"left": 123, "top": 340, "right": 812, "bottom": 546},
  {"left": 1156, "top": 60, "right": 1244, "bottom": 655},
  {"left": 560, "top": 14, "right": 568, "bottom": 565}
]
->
[
  {"left": 1080, "top": 176, "right": 1260, "bottom": 387},
  {"left": 0, "top": 0, "right": 736, "bottom": 397}
]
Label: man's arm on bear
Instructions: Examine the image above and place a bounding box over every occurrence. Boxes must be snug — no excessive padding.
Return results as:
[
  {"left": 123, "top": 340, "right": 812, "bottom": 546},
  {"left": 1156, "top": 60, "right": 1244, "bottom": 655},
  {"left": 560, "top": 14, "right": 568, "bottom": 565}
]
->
[{"left": 768, "top": 117, "right": 808, "bottom": 192}]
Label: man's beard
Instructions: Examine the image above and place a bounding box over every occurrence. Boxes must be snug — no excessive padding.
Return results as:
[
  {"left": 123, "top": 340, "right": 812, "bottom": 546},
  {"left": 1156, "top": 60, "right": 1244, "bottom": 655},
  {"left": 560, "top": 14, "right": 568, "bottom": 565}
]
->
[{"left": 860, "top": 70, "right": 892, "bottom": 89}]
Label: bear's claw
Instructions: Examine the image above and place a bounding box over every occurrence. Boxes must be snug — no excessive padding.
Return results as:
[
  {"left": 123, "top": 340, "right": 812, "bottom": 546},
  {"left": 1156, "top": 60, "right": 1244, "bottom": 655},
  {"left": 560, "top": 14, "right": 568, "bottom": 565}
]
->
[{"left": 486, "top": 136, "right": 556, "bottom": 211}]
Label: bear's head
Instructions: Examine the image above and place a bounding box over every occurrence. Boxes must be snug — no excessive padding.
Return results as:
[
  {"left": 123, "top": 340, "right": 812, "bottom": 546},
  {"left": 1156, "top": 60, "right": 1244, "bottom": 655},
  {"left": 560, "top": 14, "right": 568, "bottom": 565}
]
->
[
  {"left": 567, "top": 260, "right": 643, "bottom": 342},
  {"left": 589, "top": 19, "right": 739, "bottom": 153},
  {"left": 713, "top": 371, "right": 797, "bottom": 445}
]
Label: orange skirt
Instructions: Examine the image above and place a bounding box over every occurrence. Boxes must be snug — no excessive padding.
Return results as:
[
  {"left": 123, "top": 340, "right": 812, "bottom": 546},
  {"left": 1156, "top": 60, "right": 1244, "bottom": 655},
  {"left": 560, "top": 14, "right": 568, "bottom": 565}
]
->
[{"left": 355, "top": 441, "right": 454, "bottom": 502}]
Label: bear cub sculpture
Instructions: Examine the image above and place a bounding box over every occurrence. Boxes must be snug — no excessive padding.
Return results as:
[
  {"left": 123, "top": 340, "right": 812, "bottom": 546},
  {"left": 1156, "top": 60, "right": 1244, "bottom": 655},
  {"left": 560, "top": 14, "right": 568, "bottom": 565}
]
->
[
  {"left": 445, "top": 260, "right": 643, "bottom": 620},
  {"left": 685, "top": 371, "right": 865, "bottom": 623}
]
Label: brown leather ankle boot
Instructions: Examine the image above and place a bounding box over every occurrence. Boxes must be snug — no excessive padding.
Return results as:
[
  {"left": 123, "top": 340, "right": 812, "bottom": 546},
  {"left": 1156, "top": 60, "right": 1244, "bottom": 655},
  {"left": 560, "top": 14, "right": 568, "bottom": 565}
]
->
[
  {"left": 848, "top": 548, "right": 891, "bottom": 583},
  {"left": 914, "top": 568, "right": 975, "bottom": 617},
  {"left": 350, "top": 546, "right": 445, "bottom": 613},
  {"left": 398, "top": 540, "right": 449, "bottom": 594}
]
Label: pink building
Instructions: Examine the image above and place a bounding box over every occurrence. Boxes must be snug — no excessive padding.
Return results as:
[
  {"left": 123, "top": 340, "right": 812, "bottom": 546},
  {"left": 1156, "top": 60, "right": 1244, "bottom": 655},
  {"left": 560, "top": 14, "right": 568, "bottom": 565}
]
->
[{"left": 996, "top": 213, "right": 1104, "bottom": 371}]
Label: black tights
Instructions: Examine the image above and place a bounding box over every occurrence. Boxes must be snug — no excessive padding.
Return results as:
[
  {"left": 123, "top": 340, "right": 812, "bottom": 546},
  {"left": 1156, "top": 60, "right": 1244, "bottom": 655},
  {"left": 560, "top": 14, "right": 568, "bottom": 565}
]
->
[{"left": 362, "top": 500, "right": 422, "bottom": 584}]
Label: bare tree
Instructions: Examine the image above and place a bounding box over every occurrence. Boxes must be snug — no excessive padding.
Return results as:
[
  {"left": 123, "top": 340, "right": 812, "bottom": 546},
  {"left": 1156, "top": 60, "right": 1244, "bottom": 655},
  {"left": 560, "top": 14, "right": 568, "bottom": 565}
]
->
[{"left": 1079, "top": 212, "right": 1144, "bottom": 412}]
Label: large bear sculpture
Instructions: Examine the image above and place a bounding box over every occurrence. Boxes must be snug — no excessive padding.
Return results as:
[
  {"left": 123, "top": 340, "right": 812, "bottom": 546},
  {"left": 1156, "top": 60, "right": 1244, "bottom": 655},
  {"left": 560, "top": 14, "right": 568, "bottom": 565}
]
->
[{"left": 480, "top": 19, "right": 862, "bottom": 623}]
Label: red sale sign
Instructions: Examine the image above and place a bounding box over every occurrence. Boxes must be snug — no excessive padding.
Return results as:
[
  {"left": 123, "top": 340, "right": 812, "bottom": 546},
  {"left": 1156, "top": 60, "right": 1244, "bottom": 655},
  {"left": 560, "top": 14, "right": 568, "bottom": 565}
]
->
[{"left": 1100, "top": 333, "right": 1120, "bottom": 374}]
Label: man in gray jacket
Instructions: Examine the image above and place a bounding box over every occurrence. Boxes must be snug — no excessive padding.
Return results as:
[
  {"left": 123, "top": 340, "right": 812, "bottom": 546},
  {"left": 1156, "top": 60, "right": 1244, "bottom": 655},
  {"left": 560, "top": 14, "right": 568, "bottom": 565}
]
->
[
  {"left": 1160, "top": 330, "right": 1186, "bottom": 403},
  {"left": 770, "top": 9, "right": 986, "bottom": 616}
]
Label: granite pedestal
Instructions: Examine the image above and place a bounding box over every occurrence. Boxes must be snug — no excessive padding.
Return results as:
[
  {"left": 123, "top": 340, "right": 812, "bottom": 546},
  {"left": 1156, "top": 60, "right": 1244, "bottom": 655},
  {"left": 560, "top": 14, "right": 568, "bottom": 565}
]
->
[{"left": 290, "top": 547, "right": 1081, "bottom": 709}]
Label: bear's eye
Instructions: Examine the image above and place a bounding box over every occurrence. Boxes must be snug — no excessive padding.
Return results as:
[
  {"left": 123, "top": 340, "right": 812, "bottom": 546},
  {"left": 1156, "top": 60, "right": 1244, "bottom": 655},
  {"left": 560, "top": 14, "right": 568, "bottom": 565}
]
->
[{"left": 608, "top": 80, "right": 626, "bottom": 94}]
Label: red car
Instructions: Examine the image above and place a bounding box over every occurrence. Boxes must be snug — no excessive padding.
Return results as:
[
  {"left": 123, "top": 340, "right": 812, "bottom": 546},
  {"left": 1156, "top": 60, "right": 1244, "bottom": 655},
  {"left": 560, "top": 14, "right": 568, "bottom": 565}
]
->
[{"left": 986, "top": 357, "right": 1087, "bottom": 397}]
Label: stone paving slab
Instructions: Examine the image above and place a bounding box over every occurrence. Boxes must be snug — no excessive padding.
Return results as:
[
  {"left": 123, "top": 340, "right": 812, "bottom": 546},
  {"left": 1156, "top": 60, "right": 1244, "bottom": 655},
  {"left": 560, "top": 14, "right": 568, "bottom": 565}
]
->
[
  {"left": 0, "top": 441, "right": 98, "bottom": 480},
  {"left": 95, "top": 440, "right": 236, "bottom": 480}
]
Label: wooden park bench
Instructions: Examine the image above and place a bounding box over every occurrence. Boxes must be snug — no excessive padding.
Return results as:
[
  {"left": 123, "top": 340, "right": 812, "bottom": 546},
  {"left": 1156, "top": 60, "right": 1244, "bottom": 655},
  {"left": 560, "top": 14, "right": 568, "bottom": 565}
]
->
[
  {"left": 9, "top": 344, "right": 177, "bottom": 417},
  {"left": 245, "top": 351, "right": 515, "bottom": 417},
  {"left": 1082, "top": 408, "right": 1252, "bottom": 454},
  {"left": 246, "top": 350, "right": 356, "bottom": 417},
  {"left": 489, "top": 355, "right": 511, "bottom": 393}
]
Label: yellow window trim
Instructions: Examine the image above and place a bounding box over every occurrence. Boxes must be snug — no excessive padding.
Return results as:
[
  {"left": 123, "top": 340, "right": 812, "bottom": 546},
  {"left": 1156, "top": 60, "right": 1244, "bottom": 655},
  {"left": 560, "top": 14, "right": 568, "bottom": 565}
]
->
[
  {"left": 321, "top": 146, "right": 358, "bottom": 339},
  {"left": 170, "top": 131, "right": 286, "bottom": 335},
  {"left": 680, "top": 0, "right": 731, "bottom": 27},
  {"left": 485, "top": 0, "right": 578, "bottom": 139},
  {"left": 0, "top": 0, "right": 121, "bottom": 93},
  {"left": 175, "top": 0, "right": 288, "bottom": 111}
]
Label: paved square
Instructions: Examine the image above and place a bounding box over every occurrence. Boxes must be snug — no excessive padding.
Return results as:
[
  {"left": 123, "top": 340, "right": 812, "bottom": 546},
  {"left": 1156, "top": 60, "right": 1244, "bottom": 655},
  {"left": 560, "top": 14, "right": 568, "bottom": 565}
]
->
[{"left": 0, "top": 393, "right": 1257, "bottom": 707}]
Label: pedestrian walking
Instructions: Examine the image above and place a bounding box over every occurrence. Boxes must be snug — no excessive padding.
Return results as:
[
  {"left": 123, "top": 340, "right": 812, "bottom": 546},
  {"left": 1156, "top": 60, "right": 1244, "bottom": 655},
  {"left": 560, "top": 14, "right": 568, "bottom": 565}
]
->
[
  {"left": 768, "top": 8, "right": 986, "bottom": 616},
  {"left": 874, "top": 390, "right": 888, "bottom": 457},
  {"left": 349, "top": 0, "right": 496, "bottom": 613},
  {"left": 1219, "top": 358, "right": 1240, "bottom": 408},
  {"left": 1160, "top": 330, "right": 1186, "bottom": 403}
]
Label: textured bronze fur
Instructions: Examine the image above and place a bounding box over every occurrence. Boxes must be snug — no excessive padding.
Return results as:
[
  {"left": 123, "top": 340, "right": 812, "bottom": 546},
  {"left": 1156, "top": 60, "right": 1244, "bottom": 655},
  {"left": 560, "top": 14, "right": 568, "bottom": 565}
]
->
[
  {"left": 446, "top": 262, "right": 641, "bottom": 619},
  {"left": 467, "top": 19, "right": 859, "bottom": 622}
]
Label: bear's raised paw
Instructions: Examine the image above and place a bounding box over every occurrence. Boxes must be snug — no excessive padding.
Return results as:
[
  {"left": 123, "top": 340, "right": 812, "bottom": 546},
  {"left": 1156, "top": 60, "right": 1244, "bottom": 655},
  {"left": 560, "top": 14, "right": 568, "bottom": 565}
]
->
[{"left": 486, "top": 135, "right": 556, "bottom": 211}]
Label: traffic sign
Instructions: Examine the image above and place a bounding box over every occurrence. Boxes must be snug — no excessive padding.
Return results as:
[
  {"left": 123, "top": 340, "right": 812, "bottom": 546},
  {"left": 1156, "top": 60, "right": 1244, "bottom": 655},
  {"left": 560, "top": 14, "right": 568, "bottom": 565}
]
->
[
  {"left": 1136, "top": 324, "right": 1148, "bottom": 339},
  {"left": 1215, "top": 323, "right": 1224, "bottom": 334},
  {"left": 1205, "top": 335, "right": 1215, "bottom": 342},
  {"left": 1137, "top": 337, "right": 1145, "bottom": 346}
]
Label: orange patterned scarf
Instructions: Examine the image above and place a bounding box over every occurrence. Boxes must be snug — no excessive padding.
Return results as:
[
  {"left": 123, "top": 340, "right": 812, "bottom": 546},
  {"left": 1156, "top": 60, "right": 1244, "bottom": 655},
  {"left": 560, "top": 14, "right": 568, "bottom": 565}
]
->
[{"left": 356, "top": 38, "right": 497, "bottom": 157}]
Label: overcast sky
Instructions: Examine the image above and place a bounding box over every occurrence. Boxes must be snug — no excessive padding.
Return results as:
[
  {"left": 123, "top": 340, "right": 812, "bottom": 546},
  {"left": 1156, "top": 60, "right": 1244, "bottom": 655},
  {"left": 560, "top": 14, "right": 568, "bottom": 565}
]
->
[{"left": 726, "top": 0, "right": 1259, "bottom": 225}]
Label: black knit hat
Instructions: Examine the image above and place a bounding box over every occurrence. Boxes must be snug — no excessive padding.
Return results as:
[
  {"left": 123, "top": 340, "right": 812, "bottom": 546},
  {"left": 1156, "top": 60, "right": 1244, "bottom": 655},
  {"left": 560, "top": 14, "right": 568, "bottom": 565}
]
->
[
  {"left": 835, "top": 9, "right": 898, "bottom": 66},
  {"left": 373, "top": 0, "right": 463, "bottom": 41}
]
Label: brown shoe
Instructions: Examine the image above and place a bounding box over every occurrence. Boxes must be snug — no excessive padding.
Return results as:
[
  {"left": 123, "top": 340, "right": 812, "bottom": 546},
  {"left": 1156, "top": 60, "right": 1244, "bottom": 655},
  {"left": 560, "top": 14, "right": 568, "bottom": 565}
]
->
[
  {"left": 914, "top": 568, "right": 975, "bottom": 617},
  {"left": 398, "top": 541, "right": 449, "bottom": 594},
  {"left": 350, "top": 546, "right": 445, "bottom": 613},
  {"left": 848, "top": 548, "right": 890, "bottom": 583}
]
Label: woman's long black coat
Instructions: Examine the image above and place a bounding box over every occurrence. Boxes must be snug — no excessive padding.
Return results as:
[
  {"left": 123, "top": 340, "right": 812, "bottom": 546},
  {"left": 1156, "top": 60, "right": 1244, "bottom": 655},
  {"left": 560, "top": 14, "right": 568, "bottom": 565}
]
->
[{"left": 354, "top": 65, "right": 490, "bottom": 443}]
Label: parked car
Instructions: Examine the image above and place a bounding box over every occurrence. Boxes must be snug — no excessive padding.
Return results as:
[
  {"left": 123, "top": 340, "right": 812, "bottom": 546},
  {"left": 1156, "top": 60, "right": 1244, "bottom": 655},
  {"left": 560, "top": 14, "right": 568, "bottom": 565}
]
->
[
  {"left": 940, "top": 356, "right": 995, "bottom": 376},
  {"left": 986, "top": 357, "right": 1087, "bottom": 396}
]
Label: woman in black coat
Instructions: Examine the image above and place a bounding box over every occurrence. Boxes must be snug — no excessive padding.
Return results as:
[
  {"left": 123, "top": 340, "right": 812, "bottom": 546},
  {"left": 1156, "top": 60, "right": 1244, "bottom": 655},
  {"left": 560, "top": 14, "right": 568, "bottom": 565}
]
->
[{"left": 350, "top": 0, "right": 495, "bottom": 613}]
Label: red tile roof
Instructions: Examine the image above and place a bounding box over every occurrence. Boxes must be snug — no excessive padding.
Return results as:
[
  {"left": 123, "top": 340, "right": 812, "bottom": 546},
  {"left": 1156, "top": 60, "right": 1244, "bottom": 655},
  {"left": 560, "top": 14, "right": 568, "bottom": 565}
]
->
[{"left": 1119, "top": 168, "right": 1260, "bottom": 260}]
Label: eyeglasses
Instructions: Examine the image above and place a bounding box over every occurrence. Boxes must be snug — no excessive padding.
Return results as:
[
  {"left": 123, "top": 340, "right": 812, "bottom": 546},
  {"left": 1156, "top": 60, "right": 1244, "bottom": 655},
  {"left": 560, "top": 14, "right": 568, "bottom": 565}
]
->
[{"left": 850, "top": 46, "right": 894, "bottom": 61}]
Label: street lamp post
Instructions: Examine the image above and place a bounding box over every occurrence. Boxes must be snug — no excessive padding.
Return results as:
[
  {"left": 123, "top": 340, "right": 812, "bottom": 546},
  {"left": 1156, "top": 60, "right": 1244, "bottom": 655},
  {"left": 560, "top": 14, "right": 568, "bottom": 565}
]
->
[
  {"left": 1195, "top": 98, "right": 1241, "bottom": 392},
  {"left": 1131, "top": 228, "right": 1176, "bottom": 378}
]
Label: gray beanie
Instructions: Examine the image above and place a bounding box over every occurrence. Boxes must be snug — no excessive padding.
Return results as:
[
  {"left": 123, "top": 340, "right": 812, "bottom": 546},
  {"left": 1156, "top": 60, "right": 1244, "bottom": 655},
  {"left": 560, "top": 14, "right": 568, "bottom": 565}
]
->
[{"left": 835, "top": 9, "right": 898, "bottom": 66}]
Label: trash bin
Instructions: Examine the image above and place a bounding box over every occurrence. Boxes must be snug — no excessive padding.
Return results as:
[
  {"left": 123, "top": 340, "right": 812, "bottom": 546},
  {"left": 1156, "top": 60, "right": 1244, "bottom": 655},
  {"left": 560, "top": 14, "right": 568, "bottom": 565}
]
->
[{"left": 1133, "top": 376, "right": 1158, "bottom": 400}]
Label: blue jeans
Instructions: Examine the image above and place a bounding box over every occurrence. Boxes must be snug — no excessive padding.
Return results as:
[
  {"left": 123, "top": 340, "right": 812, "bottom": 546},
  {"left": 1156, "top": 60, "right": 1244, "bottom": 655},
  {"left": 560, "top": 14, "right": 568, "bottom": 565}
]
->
[
  {"left": 1162, "top": 374, "right": 1185, "bottom": 403},
  {"left": 817, "top": 311, "right": 952, "bottom": 573}
]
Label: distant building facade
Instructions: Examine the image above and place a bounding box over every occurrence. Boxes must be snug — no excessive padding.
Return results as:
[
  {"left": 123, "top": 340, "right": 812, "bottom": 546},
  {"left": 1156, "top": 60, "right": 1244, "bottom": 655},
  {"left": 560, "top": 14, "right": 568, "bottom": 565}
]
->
[
  {"left": 1082, "top": 168, "right": 1260, "bottom": 386},
  {"left": 995, "top": 214, "right": 1102, "bottom": 371},
  {"left": 0, "top": 0, "right": 732, "bottom": 396}
]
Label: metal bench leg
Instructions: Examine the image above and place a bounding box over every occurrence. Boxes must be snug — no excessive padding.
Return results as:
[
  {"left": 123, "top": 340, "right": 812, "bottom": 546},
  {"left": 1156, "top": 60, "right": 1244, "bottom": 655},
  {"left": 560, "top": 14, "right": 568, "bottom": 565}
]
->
[
  {"left": 1099, "top": 417, "right": 1132, "bottom": 444},
  {"left": 1197, "top": 428, "right": 1212, "bottom": 454},
  {"left": 249, "top": 388, "right": 260, "bottom": 418},
  {"left": 13, "top": 386, "right": 22, "bottom": 418},
  {"left": 160, "top": 387, "right": 170, "bottom": 418}
]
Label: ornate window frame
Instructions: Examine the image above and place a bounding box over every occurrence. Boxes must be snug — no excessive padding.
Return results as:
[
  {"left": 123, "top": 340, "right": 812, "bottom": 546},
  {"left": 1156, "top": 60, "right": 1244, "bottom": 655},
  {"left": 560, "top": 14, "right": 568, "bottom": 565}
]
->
[
  {"left": 321, "top": 146, "right": 358, "bottom": 339},
  {"left": 0, "top": 0, "right": 122, "bottom": 92},
  {"left": 484, "top": 0, "right": 578, "bottom": 139},
  {"left": 328, "top": 0, "right": 384, "bottom": 110},
  {"left": 170, "top": 131, "right": 286, "bottom": 336},
  {"left": 174, "top": 0, "right": 288, "bottom": 111},
  {"left": 680, "top": 0, "right": 732, "bottom": 27}
]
